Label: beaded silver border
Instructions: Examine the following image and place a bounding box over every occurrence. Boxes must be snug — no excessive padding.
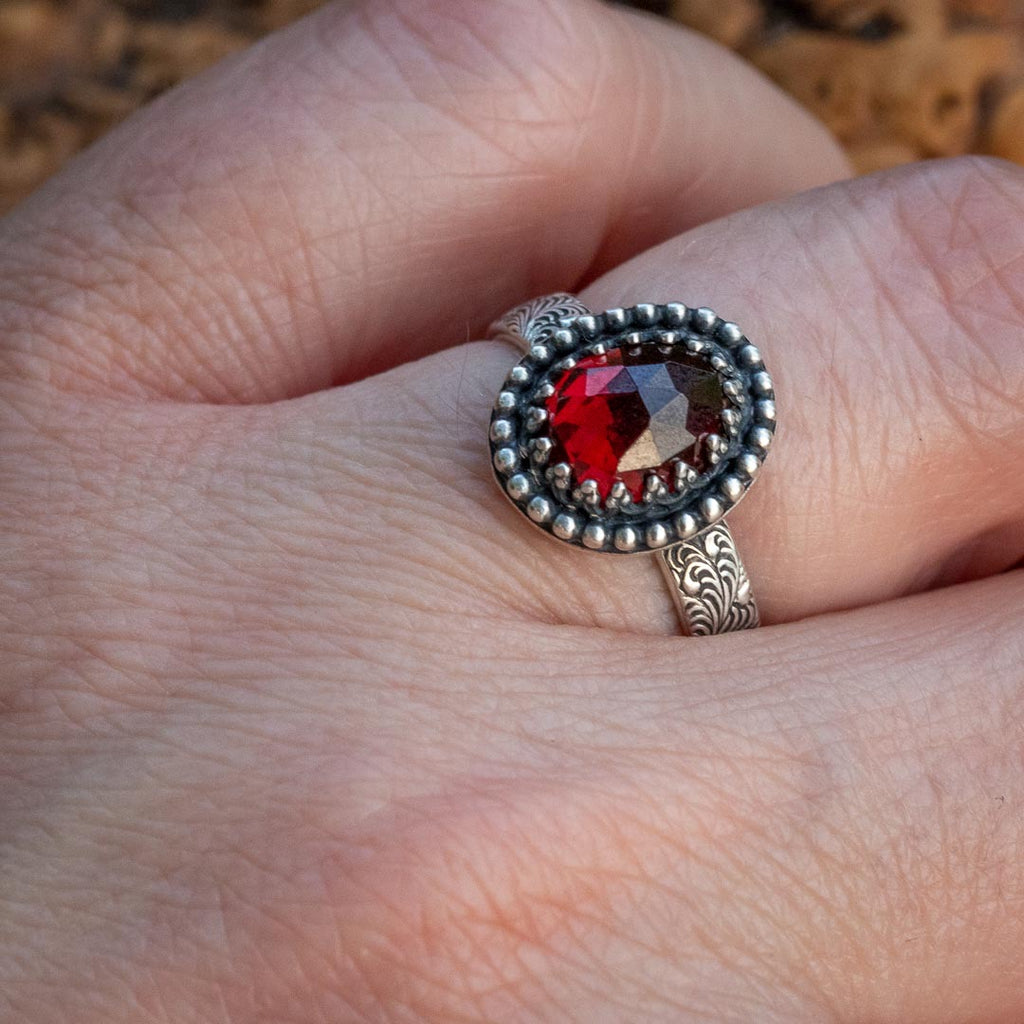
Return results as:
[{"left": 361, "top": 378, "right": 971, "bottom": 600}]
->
[{"left": 488, "top": 302, "right": 775, "bottom": 555}]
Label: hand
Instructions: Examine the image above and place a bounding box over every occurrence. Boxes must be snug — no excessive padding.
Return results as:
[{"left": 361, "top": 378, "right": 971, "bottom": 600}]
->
[{"left": 2, "top": 0, "right": 1023, "bottom": 1020}]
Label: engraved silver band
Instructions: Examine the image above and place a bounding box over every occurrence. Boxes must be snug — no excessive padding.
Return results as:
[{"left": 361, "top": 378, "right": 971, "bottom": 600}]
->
[
  {"left": 657, "top": 522, "right": 759, "bottom": 635},
  {"left": 488, "top": 293, "right": 763, "bottom": 637}
]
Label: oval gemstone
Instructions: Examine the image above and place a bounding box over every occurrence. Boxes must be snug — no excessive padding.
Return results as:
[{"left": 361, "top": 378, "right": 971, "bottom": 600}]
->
[{"left": 544, "top": 347, "right": 726, "bottom": 502}]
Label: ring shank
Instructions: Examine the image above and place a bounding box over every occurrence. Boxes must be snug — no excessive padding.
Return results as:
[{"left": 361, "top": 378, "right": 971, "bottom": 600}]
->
[
  {"left": 489, "top": 293, "right": 592, "bottom": 353},
  {"left": 657, "top": 523, "right": 760, "bottom": 636}
]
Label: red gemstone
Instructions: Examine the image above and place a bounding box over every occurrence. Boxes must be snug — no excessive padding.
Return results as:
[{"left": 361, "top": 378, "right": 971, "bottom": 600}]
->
[{"left": 544, "top": 348, "right": 726, "bottom": 501}]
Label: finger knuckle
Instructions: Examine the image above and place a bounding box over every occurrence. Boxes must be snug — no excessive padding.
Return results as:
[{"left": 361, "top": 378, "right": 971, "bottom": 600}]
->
[
  {"left": 351, "top": 0, "right": 613, "bottom": 151},
  {"left": 835, "top": 156, "right": 1024, "bottom": 443},
  {"left": 891, "top": 156, "right": 1024, "bottom": 329}
]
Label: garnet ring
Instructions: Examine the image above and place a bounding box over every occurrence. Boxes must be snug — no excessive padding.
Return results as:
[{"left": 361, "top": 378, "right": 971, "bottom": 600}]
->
[{"left": 487, "top": 294, "right": 776, "bottom": 636}]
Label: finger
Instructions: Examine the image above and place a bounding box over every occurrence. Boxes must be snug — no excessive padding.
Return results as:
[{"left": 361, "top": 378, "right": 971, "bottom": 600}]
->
[
  {"left": 285, "top": 156, "right": 1024, "bottom": 632},
  {"left": 0, "top": 0, "right": 849, "bottom": 403},
  {"left": 8, "top": 410, "right": 1021, "bottom": 1020},
  {"left": 580, "top": 155, "right": 1024, "bottom": 624},
  {"left": 330, "top": 571, "right": 1024, "bottom": 1024}
]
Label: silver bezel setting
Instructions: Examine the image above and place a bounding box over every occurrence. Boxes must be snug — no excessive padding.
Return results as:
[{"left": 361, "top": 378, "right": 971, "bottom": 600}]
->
[{"left": 489, "top": 302, "right": 776, "bottom": 555}]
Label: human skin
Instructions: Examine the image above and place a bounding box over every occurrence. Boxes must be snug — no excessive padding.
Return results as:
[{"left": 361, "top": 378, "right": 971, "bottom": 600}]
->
[{"left": 1, "top": 0, "right": 1023, "bottom": 1020}]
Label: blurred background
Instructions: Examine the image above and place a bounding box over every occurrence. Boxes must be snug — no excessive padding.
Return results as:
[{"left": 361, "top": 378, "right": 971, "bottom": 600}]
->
[{"left": 0, "top": 0, "right": 1021, "bottom": 213}]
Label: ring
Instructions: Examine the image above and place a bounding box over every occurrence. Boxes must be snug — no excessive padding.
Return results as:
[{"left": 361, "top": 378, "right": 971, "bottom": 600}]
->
[{"left": 487, "top": 294, "right": 776, "bottom": 636}]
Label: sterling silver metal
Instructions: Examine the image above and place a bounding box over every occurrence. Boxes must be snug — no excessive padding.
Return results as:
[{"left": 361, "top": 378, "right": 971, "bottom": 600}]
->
[
  {"left": 658, "top": 524, "right": 759, "bottom": 635},
  {"left": 487, "top": 293, "right": 775, "bottom": 637}
]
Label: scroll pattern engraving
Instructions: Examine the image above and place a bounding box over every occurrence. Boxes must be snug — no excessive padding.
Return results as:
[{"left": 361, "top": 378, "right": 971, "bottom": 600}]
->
[
  {"left": 488, "top": 293, "right": 592, "bottom": 352},
  {"left": 661, "top": 524, "right": 759, "bottom": 636}
]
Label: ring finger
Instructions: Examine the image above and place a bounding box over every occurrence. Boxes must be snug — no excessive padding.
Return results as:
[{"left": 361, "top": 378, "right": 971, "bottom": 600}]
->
[{"left": 293, "top": 156, "right": 1024, "bottom": 633}]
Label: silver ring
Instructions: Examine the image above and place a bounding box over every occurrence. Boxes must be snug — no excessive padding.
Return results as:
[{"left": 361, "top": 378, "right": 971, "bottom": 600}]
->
[{"left": 486, "top": 294, "right": 776, "bottom": 636}]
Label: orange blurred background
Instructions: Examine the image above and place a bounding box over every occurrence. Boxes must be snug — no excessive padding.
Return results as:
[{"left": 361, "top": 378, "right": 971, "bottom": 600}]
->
[{"left": 0, "top": 0, "right": 1021, "bottom": 213}]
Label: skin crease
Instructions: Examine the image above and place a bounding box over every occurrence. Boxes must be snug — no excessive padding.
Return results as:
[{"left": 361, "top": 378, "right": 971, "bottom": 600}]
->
[{"left": 1, "top": 1, "right": 1023, "bottom": 1022}]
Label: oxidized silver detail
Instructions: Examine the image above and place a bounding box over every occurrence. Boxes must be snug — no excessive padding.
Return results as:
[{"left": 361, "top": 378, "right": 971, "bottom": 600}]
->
[
  {"left": 658, "top": 523, "right": 760, "bottom": 637},
  {"left": 487, "top": 298, "right": 776, "bottom": 556},
  {"left": 487, "top": 293, "right": 775, "bottom": 637},
  {"left": 489, "top": 294, "right": 593, "bottom": 353}
]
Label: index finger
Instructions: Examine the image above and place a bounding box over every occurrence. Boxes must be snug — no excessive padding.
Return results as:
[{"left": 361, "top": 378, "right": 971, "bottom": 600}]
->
[{"left": 0, "top": 0, "right": 849, "bottom": 404}]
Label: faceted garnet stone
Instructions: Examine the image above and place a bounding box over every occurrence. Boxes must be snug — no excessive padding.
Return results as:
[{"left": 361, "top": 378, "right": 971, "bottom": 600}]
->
[{"left": 544, "top": 347, "right": 726, "bottom": 502}]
